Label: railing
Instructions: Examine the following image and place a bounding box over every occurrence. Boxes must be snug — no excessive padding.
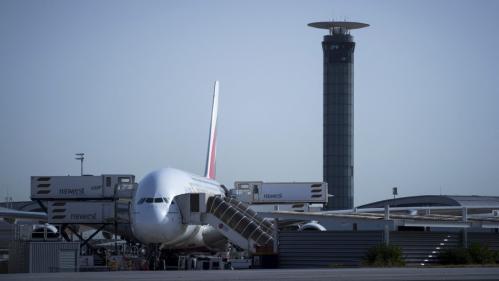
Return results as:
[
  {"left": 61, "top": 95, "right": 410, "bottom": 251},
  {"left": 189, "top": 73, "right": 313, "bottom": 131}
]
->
[
  {"left": 225, "top": 197, "right": 274, "bottom": 234},
  {"left": 207, "top": 196, "right": 273, "bottom": 247}
]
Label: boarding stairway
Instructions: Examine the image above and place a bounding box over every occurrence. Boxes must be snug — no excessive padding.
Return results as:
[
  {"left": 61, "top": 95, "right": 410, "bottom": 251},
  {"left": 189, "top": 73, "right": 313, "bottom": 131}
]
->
[
  {"left": 176, "top": 194, "right": 275, "bottom": 254},
  {"left": 206, "top": 196, "right": 274, "bottom": 250}
]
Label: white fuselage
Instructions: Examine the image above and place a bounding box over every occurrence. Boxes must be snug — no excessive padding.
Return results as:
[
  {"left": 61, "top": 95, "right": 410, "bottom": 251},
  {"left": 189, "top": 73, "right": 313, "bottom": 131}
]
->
[{"left": 130, "top": 167, "right": 226, "bottom": 249}]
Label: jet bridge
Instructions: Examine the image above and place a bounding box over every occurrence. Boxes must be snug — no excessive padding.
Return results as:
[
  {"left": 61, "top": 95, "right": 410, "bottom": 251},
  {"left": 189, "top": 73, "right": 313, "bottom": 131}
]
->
[{"left": 175, "top": 193, "right": 275, "bottom": 255}]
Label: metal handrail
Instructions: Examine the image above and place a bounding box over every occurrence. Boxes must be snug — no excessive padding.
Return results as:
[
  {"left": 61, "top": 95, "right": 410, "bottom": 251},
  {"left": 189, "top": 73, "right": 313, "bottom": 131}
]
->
[{"left": 207, "top": 196, "right": 274, "bottom": 246}]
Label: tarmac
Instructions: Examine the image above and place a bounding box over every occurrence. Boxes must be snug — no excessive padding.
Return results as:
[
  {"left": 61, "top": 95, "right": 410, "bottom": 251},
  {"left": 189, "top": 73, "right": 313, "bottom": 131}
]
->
[{"left": 2, "top": 267, "right": 499, "bottom": 281}]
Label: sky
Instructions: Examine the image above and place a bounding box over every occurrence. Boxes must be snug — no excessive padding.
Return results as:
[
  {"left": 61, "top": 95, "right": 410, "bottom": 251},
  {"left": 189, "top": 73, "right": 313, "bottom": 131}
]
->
[{"left": 0, "top": 0, "right": 498, "bottom": 205}]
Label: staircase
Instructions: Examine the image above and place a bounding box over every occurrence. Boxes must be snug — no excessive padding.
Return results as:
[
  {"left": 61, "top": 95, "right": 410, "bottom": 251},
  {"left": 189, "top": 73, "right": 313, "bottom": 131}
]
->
[
  {"left": 390, "top": 232, "right": 461, "bottom": 266},
  {"left": 225, "top": 197, "right": 274, "bottom": 234},
  {"left": 206, "top": 196, "right": 274, "bottom": 253}
]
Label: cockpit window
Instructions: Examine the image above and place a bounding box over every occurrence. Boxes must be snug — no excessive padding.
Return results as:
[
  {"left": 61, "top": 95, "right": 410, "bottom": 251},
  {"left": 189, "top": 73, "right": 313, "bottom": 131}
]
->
[{"left": 139, "top": 197, "right": 168, "bottom": 204}]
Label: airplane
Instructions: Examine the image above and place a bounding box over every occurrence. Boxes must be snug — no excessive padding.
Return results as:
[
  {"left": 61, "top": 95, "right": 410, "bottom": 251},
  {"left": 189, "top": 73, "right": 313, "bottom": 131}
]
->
[
  {"left": 1, "top": 81, "right": 323, "bottom": 253},
  {"left": 0, "top": 81, "right": 228, "bottom": 252},
  {"left": 130, "top": 81, "right": 229, "bottom": 251}
]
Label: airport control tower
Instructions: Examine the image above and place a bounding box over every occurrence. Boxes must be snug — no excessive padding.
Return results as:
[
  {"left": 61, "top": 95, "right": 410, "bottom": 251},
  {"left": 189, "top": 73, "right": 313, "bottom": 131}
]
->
[{"left": 308, "top": 21, "right": 368, "bottom": 210}]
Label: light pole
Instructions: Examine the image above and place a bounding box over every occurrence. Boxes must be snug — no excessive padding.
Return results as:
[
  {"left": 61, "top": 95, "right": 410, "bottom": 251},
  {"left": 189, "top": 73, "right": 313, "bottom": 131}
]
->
[{"left": 75, "top": 153, "right": 84, "bottom": 176}]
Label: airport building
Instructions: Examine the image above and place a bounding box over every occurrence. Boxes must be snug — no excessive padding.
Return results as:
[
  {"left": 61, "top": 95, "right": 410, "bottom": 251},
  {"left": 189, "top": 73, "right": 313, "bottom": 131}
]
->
[
  {"left": 358, "top": 195, "right": 499, "bottom": 209},
  {"left": 2, "top": 179, "right": 499, "bottom": 271},
  {"left": 309, "top": 21, "right": 368, "bottom": 210},
  {"left": 0, "top": 20, "right": 498, "bottom": 274}
]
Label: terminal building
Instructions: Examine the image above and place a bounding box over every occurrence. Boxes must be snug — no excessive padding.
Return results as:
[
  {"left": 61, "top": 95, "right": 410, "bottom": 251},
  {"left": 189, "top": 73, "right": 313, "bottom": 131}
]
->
[{"left": 358, "top": 195, "right": 499, "bottom": 210}]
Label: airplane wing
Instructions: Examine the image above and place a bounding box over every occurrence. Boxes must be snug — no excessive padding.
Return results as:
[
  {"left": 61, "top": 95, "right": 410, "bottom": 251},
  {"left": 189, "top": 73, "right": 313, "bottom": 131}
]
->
[{"left": 0, "top": 206, "right": 47, "bottom": 220}]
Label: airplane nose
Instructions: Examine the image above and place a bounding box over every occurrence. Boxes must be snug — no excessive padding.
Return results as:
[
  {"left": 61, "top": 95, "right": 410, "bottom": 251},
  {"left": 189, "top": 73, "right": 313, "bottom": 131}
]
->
[{"left": 133, "top": 204, "right": 168, "bottom": 242}]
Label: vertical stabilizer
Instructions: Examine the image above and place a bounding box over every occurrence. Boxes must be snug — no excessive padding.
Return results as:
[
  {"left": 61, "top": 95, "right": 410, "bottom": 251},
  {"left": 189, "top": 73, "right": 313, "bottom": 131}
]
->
[{"left": 205, "top": 81, "right": 219, "bottom": 179}]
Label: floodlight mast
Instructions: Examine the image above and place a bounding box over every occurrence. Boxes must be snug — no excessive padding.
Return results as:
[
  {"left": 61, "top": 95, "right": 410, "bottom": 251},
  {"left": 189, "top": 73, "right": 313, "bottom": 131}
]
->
[{"left": 75, "top": 153, "right": 84, "bottom": 176}]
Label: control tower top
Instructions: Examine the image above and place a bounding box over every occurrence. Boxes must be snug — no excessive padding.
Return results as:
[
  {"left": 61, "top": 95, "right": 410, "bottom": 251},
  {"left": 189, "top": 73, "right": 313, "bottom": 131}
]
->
[{"left": 308, "top": 21, "right": 369, "bottom": 35}]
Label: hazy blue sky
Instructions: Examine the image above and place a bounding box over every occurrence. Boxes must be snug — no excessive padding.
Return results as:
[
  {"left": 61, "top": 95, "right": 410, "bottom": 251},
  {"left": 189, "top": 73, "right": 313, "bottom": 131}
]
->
[{"left": 1, "top": 0, "right": 498, "bottom": 205}]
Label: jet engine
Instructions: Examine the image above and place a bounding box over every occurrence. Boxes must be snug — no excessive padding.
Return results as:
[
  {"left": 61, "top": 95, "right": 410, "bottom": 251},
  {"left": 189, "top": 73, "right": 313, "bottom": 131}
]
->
[
  {"left": 298, "top": 221, "right": 326, "bottom": 231},
  {"left": 32, "top": 223, "right": 59, "bottom": 239}
]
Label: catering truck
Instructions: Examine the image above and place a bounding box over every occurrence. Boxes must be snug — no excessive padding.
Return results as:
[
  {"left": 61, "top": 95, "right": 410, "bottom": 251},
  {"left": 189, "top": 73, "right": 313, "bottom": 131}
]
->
[
  {"left": 230, "top": 181, "right": 328, "bottom": 212},
  {"left": 31, "top": 175, "right": 135, "bottom": 200}
]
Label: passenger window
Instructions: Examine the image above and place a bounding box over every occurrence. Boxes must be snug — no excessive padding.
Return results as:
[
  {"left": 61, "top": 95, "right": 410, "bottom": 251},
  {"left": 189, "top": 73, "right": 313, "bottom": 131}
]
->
[
  {"left": 145, "top": 198, "right": 154, "bottom": 203},
  {"left": 154, "top": 198, "right": 163, "bottom": 203},
  {"left": 137, "top": 198, "right": 145, "bottom": 204}
]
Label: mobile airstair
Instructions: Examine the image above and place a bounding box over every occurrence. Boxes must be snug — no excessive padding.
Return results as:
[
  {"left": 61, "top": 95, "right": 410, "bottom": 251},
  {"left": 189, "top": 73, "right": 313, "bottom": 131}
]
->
[{"left": 176, "top": 194, "right": 275, "bottom": 254}]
